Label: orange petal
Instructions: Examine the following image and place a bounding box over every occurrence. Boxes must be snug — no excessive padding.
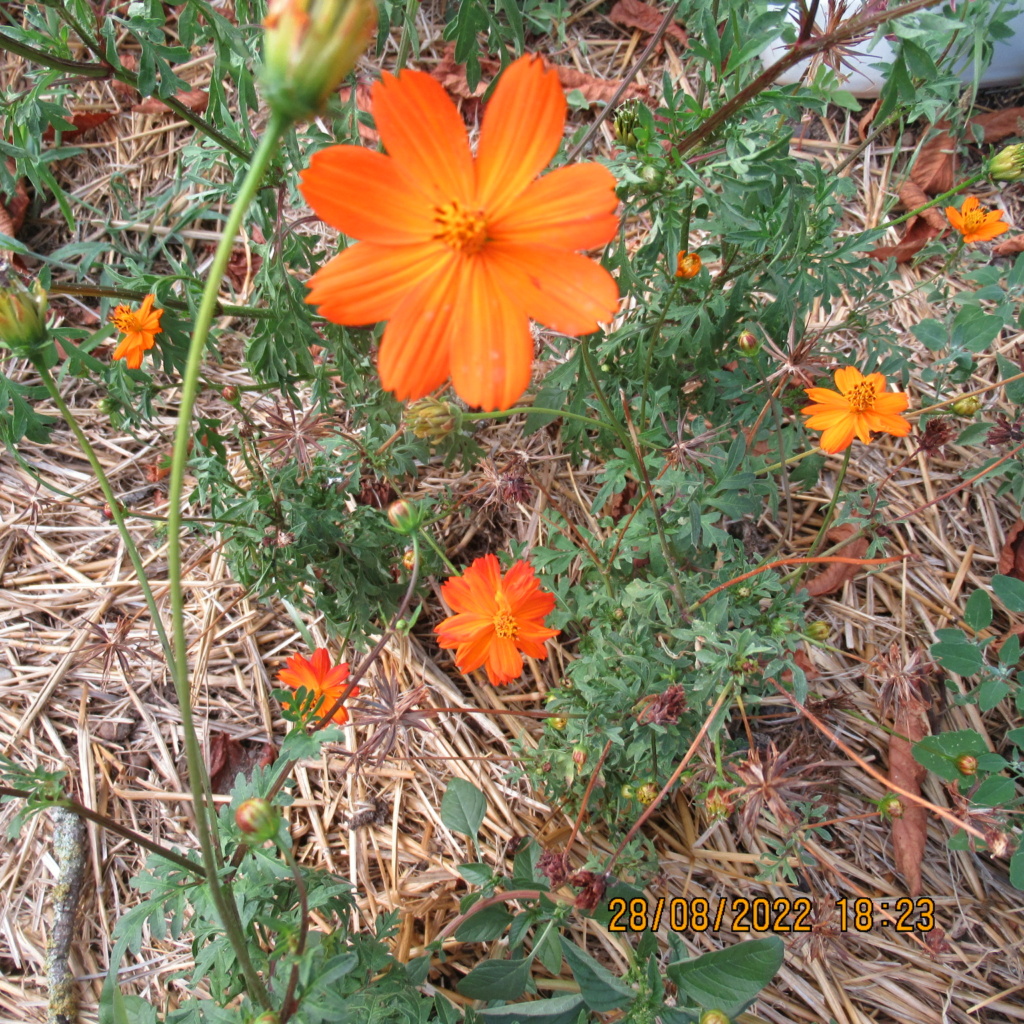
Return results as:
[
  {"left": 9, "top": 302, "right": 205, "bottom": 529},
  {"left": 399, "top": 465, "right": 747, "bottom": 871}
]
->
[
  {"left": 832, "top": 366, "right": 864, "bottom": 395},
  {"left": 300, "top": 147, "right": 436, "bottom": 243},
  {"left": 818, "top": 420, "right": 857, "bottom": 453},
  {"left": 872, "top": 391, "right": 910, "bottom": 416},
  {"left": 377, "top": 257, "right": 465, "bottom": 400},
  {"left": 306, "top": 240, "right": 452, "bottom": 325},
  {"left": 372, "top": 69, "right": 475, "bottom": 205},
  {"left": 490, "top": 164, "right": 620, "bottom": 251},
  {"left": 803, "top": 408, "right": 853, "bottom": 431},
  {"left": 475, "top": 55, "right": 566, "bottom": 218},
  {"left": 801, "top": 387, "right": 845, "bottom": 407},
  {"left": 446, "top": 258, "right": 534, "bottom": 411},
  {"left": 866, "top": 410, "right": 912, "bottom": 436},
  {"left": 945, "top": 205, "right": 963, "bottom": 231},
  {"left": 486, "top": 637, "right": 524, "bottom": 685},
  {"left": 453, "top": 631, "right": 494, "bottom": 675},
  {"left": 436, "top": 612, "right": 494, "bottom": 645},
  {"left": 484, "top": 243, "right": 619, "bottom": 335}
]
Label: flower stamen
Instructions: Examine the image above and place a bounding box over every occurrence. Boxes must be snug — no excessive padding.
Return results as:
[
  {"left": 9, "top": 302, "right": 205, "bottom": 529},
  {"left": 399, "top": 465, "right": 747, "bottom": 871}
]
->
[
  {"left": 433, "top": 200, "right": 488, "bottom": 254},
  {"left": 845, "top": 380, "right": 876, "bottom": 412}
]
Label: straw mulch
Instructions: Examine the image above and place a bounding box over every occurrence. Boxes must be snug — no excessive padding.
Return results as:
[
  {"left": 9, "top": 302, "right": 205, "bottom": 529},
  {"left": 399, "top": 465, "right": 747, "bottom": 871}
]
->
[{"left": 2, "top": 8, "right": 1023, "bottom": 1024}]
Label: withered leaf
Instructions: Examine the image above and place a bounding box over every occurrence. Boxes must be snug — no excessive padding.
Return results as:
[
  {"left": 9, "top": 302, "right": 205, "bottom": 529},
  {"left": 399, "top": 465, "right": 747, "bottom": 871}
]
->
[
  {"left": 609, "top": 0, "right": 688, "bottom": 45},
  {"left": 803, "top": 522, "right": 870, "bottom": 597},
  {"left": 993, "top": 233, "right": 1024, "bottom": 258},
  {"left": 857, "top": 97, "right": 881, "bottom": 141},
  {"left": 998, "top": 519, "right": 1024, "bottom": 580},
  {"left": 208, "top": 732, "right": 277, "bottom": 794},
  {"left": 972, "top": 107, "right": 1024, "bottom": 142},
  {"left": 868, "top": 215, "right": 942, "bottom": 264},
  {"left": 911, "top": 125, "right": 956, "bottom": 195},
  {"left": 430, "top": 44, "right": 500, "bottom": 100},
  {"left": 133, "top": 89, "right": 209, "bottom": 115},
  {"left": 899, "top": 180, "right": 947, "bottom": 232},
  {"left": 42, "top": 110, "right": 116, "bottom": 142},
  {"left": 889, "top": 709, "right": 928, "bottom": 896},
  {"left": 556, "top": 66, "right": 650, "bottom": 105}
]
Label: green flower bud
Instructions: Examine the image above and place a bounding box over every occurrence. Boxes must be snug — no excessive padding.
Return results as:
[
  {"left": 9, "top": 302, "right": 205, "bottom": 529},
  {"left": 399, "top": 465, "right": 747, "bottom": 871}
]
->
[
  {"left": 261, "top": 0, "right": 377, "bottom": 122},
  {"left": 0, "top": 267, "right": 49, "bottom": 360},
  {"left": 736, "top": 329, "right": 759, "bottom": 354},
  {"left": 572, "top": 746, "right": 588, "bottom": 770},
  {"left": 955, "top": 754, "right": 977, "bottom": 777},
  {"left": 636, "top": 782, "right": 659, "bottom": 805},
  {"left": 988, "top": 143, "right": 1024, "bottom": 183},
  {"left": 613, "top": 99, "right": 646, "bottom": 149},
  {"left": 805, "top": 620, "right": 830, "bottom": 642},
  {"left": 699, "top": 1011, "right": 732, "bottom": 1024},
  {"left": 619, "top": 784, "right": 636, "bottom": 800},
  {"left": 386, "top": 499, "right": 423, "bottom": 534},
  {"left": 235, "top": 798, "right": 280, "bottom": 844},
  {"left": 877, "top": 793, "right": 903, "bottom": 820},
  {"left": 638, "top": 165, "right": 663, "bottom": 193},
  {"left": 952, "top": 395, "right": 982, "bottom": 417},
  {"left": 407, "top": 396, "right": 460, "bottom": 441}
]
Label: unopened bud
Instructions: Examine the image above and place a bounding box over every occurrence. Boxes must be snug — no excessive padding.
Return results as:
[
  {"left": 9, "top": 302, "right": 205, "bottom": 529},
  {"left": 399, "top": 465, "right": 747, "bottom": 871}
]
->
[
  {"left": 638, "top": 165, "right": 663, "bottom": 192},
  {"left": 402, "top": 547, "right": 416, "bottom": 571},
  {"left": 955, "top": 754, "right": 978, "bottom": 776},
  {"left": 613, "top": 99, "right": 646, "bottom": 149},
  {"left": 261, "top": 0, "right": 377, "bottom": 121},
  {"left": 805, "top": 620, "right": 830, "bottom": 642},
  {"left": 407, "top": 396, "right": 459, "bottom": 442},
  {"left": 386, "top": 499, "right": 422, "bottom": 534},
  {"left": 572, "top": 746, "right": 588, "bottom": 770},
  {"left": 0, "top": 267, "right": 49, "bottom": 360},
  {"left": 989, "top": 143, "right": 1024, "bottom": 183},
  {"left": 736, "top": 329, "right": 759, "bottom": 354},
  {"left": 952, "top": 395, "right": 982, "bottom": 417},
  {"left": 699, "top": 1012, "right": 732, "bottom": 1024},
  {"left": 235, "top": 798, "right": 280, "bottom": 844},
  {"left": 548, "top": 716, "right": 568, "bottom": 731},
  {"left": 221, "top": 385, "right": 239, "bottom": 403},
  {"left": 675, "top": 251, "right": 702, "bottom": 280},
  {"left": 878, "top": 793, "right": 903, "bottom": 820},
  {"left": 619, "top": 784, "right": 636, "bottom": 800},
  {"left": 636, "top": 782, "right": 659, "bottom": 805}
]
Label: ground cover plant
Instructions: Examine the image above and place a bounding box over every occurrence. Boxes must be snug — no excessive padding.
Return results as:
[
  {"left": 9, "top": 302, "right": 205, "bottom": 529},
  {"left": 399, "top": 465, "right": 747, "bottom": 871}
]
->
[{"left": 1, "top": 0, "right": 1024, "bottom": 1022}]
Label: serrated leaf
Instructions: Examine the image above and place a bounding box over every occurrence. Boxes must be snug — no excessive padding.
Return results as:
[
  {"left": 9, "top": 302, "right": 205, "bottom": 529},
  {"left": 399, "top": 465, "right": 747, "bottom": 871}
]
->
[
  {"left": 455, "top": 904, "right": 514, "bottom": 942},
  {"left": 441, "top": 777, "right": 487, "bottom": 837},
  {"left": 667, "top": 938, "right": 784, "bottom": 1017},
  {"left": 457, "top": 958, "right": 531, "bottom": 1001},
  {"left": 560, "top": 936, "right": 634, "bottom": 1012}
]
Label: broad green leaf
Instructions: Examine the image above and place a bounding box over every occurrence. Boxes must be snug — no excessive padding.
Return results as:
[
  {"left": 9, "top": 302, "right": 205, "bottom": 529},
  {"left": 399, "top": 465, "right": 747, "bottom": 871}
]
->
[
  {"left": 666, "top": 937, "right": 784, "bottom": 1017},
  {"left": 913, "top": 731, "right": 989, "bottom": 781},
  {"left": 992, "top": 574, "right": 1024, "bottom": 612},
  {"left": 963, "top": 589, "right": 992, "bottom": 631},
  {"left": 455, "top": 904, "right": 514, "bottom": 942},
  {"left": 930, "top": 638, "right": 982, "bottom": 676},
  {"left": 1011, "top": 848, "right": 1024, "bottom": 890},
  {"left": 457, "top": 957, "right": 531, "bottom": 1001},
  {"left": 441, "top": 777, "right": 487, "bottom": 837},
  {"left": 478, "top": 994, "right": 587, "bottom": 1024},
  {"left": 560, "top": 936, "right": 635, "bottom": 1012},
  {"left": 970, "top": 775, "right": 1014, "bottom": 808}
]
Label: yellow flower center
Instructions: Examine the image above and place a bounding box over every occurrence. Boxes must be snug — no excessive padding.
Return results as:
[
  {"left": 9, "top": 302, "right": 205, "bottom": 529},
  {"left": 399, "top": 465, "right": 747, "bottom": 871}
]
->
[
  {"left": 845, "top": 379, "right": 876, "bottom": 412},
  {"left": 111, "top": 306, "right": 145, "bottom": 333},
  {"left": 493, "top": 591, "right": 519, "bottom": 640},
  {"left": 962, "top": 207, "right": 989, "bottom": 233},
  {"left": 433, "top": 200, "right": 488, "bottom": 254}
]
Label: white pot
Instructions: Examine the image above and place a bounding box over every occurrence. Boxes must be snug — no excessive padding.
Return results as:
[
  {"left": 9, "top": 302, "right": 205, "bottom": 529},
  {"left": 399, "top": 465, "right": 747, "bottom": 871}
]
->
[{"left": 760, "top": 5, "right": 1024, "bottom": 97}]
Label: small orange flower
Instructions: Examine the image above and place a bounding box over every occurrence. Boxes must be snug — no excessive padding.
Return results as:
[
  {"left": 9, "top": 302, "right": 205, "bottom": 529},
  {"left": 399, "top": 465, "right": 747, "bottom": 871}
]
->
[
  {"left": 801, "top": 366, "right": 911, "bottom": 454},
  {"left": 945, "top": 195, "right": 1010, "bottom": 244},
  {"left": 276, "top": 648, "right": 359, "bottom": 724},
  {"left": 435, "top": 554, "right": 559, "bottom": 686},
  {"left": 675, "top": 252, "right": 701, "bottom": 279},
  {"left": 299, "top": 54, "right": 620, "bottom": 412},
  {"left": 110, "top": 294, "right": 163, "bottom": 369}
]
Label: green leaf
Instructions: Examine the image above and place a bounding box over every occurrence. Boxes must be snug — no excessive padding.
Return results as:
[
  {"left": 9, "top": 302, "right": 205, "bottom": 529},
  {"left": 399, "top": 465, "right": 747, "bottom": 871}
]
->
[
  {"left": 999, "top": 633, "right": 1020, "bottom": 666},
  {"left": 952, "top": 306, "right": 1003, "bottom": 353},
  {"left": 457, "top": 957, "right": 531, "bottom": 1001},
  {"left": 930, "top": 638, "right": 982, "bottom": 676},
  {"left": 970, "top": 775, "right": 1014, "bottom": 808},
  {"left": 963, "top": 589, "right": 992, "bottom": 631},
  {"left": 911, "top": 319, "right": 946, "bottom": 351},
  {"left": 441, "top": 777, "right": 487, "bottom": 837},
  {"left": 560, "top": 936, "right": 634, "bottom": 1012},
  {"left": 458, "top": 862, "right": 495, "bottom": 886},
  {"left": 478, "top": 994, "right": 587, "bottom": 1024},
  {"left": 1011, "top": 848, "right": 1024, "bottom": 890},
  {"left": 100, "top": 968, "right": 157, "bottom": 1024},
  {"left": 992, "top": 574, "right": 1024, "bottom": 612},
  {"left": 455, "top": 904, "right": 515, "bottom": 942},
  {"left": 912, "top": 731, "right": 988, "bottom": 781},
  {"left": 997, "top": 354, "right": 1024, "bottom": 404},
  {"left": 974, "top": 675, "right": 1010, "bottom": 712},
  {"left": 667, "top": 938, "right": 784, "bottom": 1017},
  {"left": 535, "top": 923, "right": 564, "bottom": 975}
]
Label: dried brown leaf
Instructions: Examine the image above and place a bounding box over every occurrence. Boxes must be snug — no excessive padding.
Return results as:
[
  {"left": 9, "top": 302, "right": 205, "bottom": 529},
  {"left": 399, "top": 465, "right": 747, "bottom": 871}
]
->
[
  {"left": 898, "top": 180, "right": 947, "bottom": 231},
  {"left": 889, "top": 709, "right": 928, "bottom": 896},
  {"left": 430, "top": 44, "right": 500, "bottom": 100},
  {"left": 868, "top": 215, "right": 942, "bottom": 263},
  {"left": 556, "top": 65, "right": 650, "bottom": 105},
  {"left": 972, "top": 107, "right": 1024, "bottom": 142},
  {"left": 911, "top": 126, "right": 956, "bottom": 194},
  {"left": 209, "top": 732, "right": 277, "bottom": 794},
  {"left": 609, "top": 0, "right": 688, "bottom": 45},
  {"left": 998, "top": 519, "right": 1024, "bottom": 580},
  {"left": 857, "top": 97, "right": 881, "bottom": 140},
  {"left": 132, "top": 89, "right": 209, "bottom": 114},
  {"left": 993, "top": 233, "right": 1024, "bottom": 258},
  {"left": 803, "top": 522, "right": 869, "bottom": 597},
  {"left": 42, "top": 110, "right": 115, "bottom": 142}
]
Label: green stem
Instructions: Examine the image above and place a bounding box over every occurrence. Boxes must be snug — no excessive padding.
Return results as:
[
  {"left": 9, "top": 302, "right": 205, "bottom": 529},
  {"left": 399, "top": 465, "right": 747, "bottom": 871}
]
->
[
  {"left": 165, "top": 112, "right": 287, "bottom": 1011},
  {"left": 461, "top": 405, "right": 622, "bottom": 436},
  {"left": 33, "top": 361, "right": 173, "bottom": 664},
  {"left": 789, "top": 446, "right": 851, "bottom": 591},
  {"left": 638, "top": 272, "right": 685, "bottom": 432},
  {"left": 49, "top": 284, "right": 275, "bottom": 320},
  {"left": 0, "top": 30, "right": 250, "bottom": 161},
  {"left": 395, "top": 0, "right": 421, "bottom": 70},
  {"left": 885, "top": 169, "right": 988, "bottom": 231}
]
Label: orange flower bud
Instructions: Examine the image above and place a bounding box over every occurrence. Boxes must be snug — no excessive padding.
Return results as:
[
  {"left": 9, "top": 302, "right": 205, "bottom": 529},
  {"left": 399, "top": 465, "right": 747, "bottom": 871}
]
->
[{"left": 675, "top": 251, "right": 702, "bottom": 279}]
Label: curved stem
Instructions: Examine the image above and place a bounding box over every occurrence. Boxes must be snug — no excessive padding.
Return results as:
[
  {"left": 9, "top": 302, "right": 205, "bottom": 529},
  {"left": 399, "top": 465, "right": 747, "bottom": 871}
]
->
[
  {"left": 461, "top": 405, "right": 622, "bottom": 436},
  {"left": 33, "top": 361, "right": 173, "bottom": 664},
  {"left": 165, "top": 112, "right": 287, "bottom": 1011}
]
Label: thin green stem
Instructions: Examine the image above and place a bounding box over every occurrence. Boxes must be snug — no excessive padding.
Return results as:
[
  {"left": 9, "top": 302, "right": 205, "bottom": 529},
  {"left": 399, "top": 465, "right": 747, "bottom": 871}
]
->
[
  {"left": 0, "top": 29, "right": 250, "bottom": 161},
  {"left": 49, "top": 284, "right": 275, "bottom": 320},
  {"left": 165, "top": 112, "right": 287, "bottom": 1011},
  {"left": 395, "top": 0, "right": 421, "bottom": 70},
  {"left": 789, "top": 447, "right": 851, "bottom": 591},
  {"left": 461, "top": 405, "right": 621, "bottom": 436},
  {"left": 33, "top": 361, "right": 173, "bottom": 664},
  {"left": 885, "top": 169, "right": 988, "bottom": 231},
  {"left": 638, "top": 273, "right": 684, "bottom": 431}
]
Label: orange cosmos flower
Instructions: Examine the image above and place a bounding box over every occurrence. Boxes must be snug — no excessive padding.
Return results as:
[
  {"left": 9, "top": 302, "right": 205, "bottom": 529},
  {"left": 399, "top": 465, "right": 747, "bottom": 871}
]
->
[
  {"left": 945, "top": 195, "right": 1010, "bottom": 244},
  {"left": 299, "top": 54, "right": 620, "bottom": 412},
  {"left": 276, "top": 648, "right": 359, "bottom": 724},
  {"left": 435, "top": 554, "right": 560, "bottom": 686},
  {"left": 675, "top": 252, "right": 701, "bottom": 279},
  {"left": 110, "top": 294, "right": 163, "bottom": 369},
  {"left": 801, "top": 366, "right": 911, "bottom": 454}
]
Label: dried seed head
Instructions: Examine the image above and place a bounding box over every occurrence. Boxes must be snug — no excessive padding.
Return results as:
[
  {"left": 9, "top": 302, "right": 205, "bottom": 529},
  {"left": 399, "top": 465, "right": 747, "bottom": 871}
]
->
[{"left": 917, "top": 417, "right": 955, "bottom": 455}]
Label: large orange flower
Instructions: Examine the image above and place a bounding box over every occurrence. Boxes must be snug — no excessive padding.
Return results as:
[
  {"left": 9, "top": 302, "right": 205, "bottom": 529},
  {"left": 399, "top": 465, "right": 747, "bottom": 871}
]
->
[
  {"left": 801, "top": 366, "right": 911, "bottom": 454},
  {"left": 435, "top": 554, "right": 559, "bottom": 685},
  {"left": 276, "top": 648, "right": 359, "bottom": 724},
  {"left": 299, "top": 54, "right": 620, "bottom": 411},
  {"left": 110, "top": 293, "right": 163, "bottom": 369},
  {"left": 946, "top": 195, "right": 1010, "bottom": 244}
]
